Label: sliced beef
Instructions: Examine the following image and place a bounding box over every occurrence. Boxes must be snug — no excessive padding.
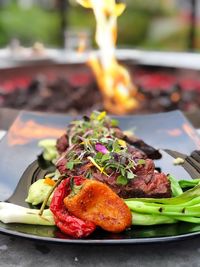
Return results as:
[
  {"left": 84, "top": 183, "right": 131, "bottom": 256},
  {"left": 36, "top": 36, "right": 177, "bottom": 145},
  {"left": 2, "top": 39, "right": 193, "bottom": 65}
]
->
[
  {"left": 55, "top": 130, "right": 170, "bottom": 199},
  {"left": 125, "top": 136, "right": 162, "bottom": 160},
  {"left": 56, "top": 151, "right": 171, "bottom": 199},
  {"left": 56, "top": 155, "right": 67, "bottom": 174},
  {"left": 134, "top": 172, "right": 171, "bottom": 198},
  {"left": 113, "top": 127, "right": 161, "bottom": 160},
  {"left": 56, "top": 152, "right": 91, "bottom": 177},
  {"left": 127, "top": 145, "right": 147, "bottom": 160},
  {"left": 56, "top": 134, "right": 68, "bottom": 154},
  {"left": 93, "top": 159, "right": 171, "bottom": 199}
]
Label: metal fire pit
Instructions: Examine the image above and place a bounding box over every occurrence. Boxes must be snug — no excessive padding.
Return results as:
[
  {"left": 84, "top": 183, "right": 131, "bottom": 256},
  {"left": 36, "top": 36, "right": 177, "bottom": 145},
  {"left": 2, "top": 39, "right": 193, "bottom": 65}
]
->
[{"left": 0, "top": 49, "right": 199, "bottom": 115}]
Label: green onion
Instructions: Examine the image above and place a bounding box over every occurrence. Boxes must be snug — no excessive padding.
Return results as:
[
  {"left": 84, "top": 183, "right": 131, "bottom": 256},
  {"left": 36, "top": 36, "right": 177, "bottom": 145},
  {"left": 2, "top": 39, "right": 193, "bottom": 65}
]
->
[
  {"left": 0, "top": 202, "right": 55, "bottom": 226},
  {"left": 179, "top": 179, "right": 200, "bottom": 189},
  {"left": 131, "top": 212, "right": 177, "bottom": 225},
  {"left": 125, "top": 184, "right": 200, "bottom": 225},
  {"left": 168, "top": 175, "right": 183, "bottom": 197}
]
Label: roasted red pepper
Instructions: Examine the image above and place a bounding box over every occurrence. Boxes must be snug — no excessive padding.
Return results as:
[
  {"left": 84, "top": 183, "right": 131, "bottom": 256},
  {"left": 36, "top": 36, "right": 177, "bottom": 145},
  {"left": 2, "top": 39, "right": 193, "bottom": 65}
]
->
[{"left": 50, "top": 176, "right": 96, "bottom": 238}]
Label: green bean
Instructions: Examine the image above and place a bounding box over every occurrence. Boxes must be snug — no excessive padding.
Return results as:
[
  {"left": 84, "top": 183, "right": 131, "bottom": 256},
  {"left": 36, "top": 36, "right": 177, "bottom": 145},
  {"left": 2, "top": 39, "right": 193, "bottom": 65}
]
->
[
  {"left": 131, "top": 212, "right": 177, "bottom": 225},
  {"left": 168, "top": 175, "right": 183, "bottom": 197},
  {"left": 125, "top": 184, "right": 200, "bottom": 205},
  {"left": 179, "top": 179, "right": 200, "bottom": 189}
]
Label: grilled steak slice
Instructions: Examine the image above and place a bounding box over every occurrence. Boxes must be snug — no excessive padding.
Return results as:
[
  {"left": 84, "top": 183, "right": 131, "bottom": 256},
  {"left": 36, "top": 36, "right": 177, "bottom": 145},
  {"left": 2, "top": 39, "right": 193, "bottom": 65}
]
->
[
  {"left": 125, "top": 137, "right": 162, "bottom": 160},
  {"left": 56, "top": 134, "right": 68, "bottom": 154},
  {"left": 56, "top": 126, "right": 161, "bottom": 160},
  {"left": 113, "top": 127, "right": 161, "bottom": 160},
  {"left": 57, "top": 154, "right": 171, "bottom": 199},
  {"left": 93, "top": 159, "right": 171, "bottom": 198},
  {"left": 54, "top": 112, "right": 170, "bottom": 199}
]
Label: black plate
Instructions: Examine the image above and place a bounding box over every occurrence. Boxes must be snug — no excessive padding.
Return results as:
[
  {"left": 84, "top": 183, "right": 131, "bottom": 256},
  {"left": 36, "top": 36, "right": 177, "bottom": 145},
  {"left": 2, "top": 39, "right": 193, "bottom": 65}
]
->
[{"left": 0, "top": 110, "right": 200, "bottom": 244}]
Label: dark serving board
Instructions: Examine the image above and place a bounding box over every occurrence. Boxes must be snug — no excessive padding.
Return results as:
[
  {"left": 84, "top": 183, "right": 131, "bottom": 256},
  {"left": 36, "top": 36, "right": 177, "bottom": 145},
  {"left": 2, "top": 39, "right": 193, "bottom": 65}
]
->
[{"left": 0, "top": 110, "right": 200, "bottom": 244}]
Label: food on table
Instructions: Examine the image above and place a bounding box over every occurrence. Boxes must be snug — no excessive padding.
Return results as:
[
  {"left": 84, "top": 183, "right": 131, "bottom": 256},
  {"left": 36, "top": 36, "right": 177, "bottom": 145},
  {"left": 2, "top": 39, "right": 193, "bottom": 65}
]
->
[
  {"left": 55, "top": 111, "right": 169, "bottom": 199},
  {"left": 1, "top": 111, "right": 200, "bottom": 239}
]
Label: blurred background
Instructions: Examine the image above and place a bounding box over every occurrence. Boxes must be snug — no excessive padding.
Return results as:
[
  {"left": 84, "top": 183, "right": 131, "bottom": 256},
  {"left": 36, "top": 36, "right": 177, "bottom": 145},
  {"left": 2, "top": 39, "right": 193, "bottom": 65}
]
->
[
  {"left": 0, "top": 0, "right": 199, "bottom": 50},
  {"left": 0, "top": 0, "right": 200, "bottom": 116}
]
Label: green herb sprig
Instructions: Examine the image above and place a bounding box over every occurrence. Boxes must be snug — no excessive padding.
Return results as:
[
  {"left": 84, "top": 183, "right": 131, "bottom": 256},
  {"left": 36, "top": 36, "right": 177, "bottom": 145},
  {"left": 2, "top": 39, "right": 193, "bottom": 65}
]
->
[{"left": 63, "top": 111, "right": 146, "bottom": 186}]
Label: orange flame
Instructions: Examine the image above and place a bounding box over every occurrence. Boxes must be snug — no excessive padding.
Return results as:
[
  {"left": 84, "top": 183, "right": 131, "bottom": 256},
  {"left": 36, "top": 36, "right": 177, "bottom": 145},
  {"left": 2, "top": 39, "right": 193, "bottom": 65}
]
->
[
  {"left": 77, "top": 32, "right": 88, "bottom": 54},
  {"left": 77, "top": 0, "right": 138, "bottom": 114}
]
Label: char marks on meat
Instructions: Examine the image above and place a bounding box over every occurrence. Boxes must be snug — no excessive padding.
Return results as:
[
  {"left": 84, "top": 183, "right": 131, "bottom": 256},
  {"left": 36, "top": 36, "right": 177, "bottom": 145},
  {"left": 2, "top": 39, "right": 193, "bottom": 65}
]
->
[
  {"left": 92, "top": 159, "right": 171, "bottom": 198},
  {"left": 113, "top": 127, "right": 162, "bottom": 160},
  {"left": 56, "top": 146, "right": 171, "bottom": 199},
  {"left": 55, "top": 111, "right": 171, "bottom": 199}
]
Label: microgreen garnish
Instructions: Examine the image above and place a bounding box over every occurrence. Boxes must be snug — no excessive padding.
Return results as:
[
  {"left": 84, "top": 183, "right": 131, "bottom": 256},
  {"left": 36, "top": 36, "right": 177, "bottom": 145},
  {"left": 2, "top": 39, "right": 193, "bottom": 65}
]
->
[
  {"left": 116, "top": 175, "right": 128, "bottom": 185},
  {"left": 66, "top": 162, "right": 74, "bottom": 170},
  {"left": 70, "top": 177, "right": 74, "bottom": 190},
  {"left": 127, "top": 171, "right": 136, "bottom": 179},
  {"left": 111, "top": 119, "right": 119, "bottom": 127},
  {"left": 101, "top": 153, "right": 111, "bottom": 162},
  {"left": 69, "top": 177, "right": 83, "bottom": 197},
  {"left": 87, "top": 156, "right": 109, "bottom": 176},
  {"left": 137, "top": 159, "right": 146, "bottom": 166},
  {"left": 97, "top": 111, "right": 106, "bottom": 121},
  {"left": 62, "top": 111, "right": 145, "bottom": 186},
  {"left": 95, "top": 143, "right": 109, "bottom": 154}
]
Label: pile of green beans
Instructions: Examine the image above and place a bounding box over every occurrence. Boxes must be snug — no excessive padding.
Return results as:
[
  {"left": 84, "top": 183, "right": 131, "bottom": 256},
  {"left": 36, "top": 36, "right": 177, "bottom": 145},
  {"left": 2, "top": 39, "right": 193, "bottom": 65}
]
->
[{"left": 125, "top": 178, "right": 200, "bottom": 226}]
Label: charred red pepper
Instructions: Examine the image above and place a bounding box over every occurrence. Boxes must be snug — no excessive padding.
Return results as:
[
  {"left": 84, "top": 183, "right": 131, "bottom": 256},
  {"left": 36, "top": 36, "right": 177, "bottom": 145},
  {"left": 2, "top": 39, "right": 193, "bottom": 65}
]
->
[{"left": 50, "top": 176, "right": 96, "bottom": 238}]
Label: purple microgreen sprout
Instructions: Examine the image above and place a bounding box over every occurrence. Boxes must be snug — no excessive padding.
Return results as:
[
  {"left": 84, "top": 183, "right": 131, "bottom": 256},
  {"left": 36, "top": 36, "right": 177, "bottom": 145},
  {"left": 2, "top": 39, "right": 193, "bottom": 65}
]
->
[{"left": 95, "top": 143, "right": 109, "bottom": 154}]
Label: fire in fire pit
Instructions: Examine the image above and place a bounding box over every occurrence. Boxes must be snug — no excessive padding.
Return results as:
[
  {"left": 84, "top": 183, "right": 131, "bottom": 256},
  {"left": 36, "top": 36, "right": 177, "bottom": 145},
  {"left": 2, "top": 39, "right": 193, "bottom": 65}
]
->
[
  {"left": 0, "top": 2, "right": 200, "bottom": 115},
  {"left": 1, "top": 66, "right": 199, "bottom": 115},
  {"left": 77, "top": 0, "right": 139, "bottom": 114}
]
